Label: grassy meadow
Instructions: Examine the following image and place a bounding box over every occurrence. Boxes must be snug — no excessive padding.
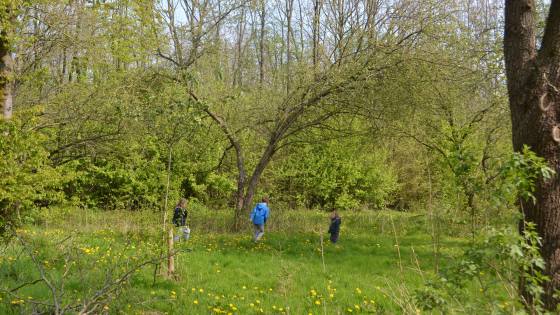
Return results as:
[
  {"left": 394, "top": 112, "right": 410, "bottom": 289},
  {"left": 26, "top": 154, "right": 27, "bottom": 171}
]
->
[{"left": 0, "top": 208, "right": 504, "bottom": 314}]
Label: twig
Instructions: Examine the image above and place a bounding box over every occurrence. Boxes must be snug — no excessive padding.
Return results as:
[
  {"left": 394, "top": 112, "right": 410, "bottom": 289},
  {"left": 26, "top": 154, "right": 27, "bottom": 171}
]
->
[
  {"left": 7, "top": 226, "right": 61, "bottom": 315},
  {"left": 389, "top": 216, "right": 405, "bottom": 288},
  {"left": 237, "top": 268, "right": 258, "bottom": 279},
  {"left": 8, "top": 278, "right": 44, "bottom": 292},
  {"left": 410, "top": 247, "right": 424, "bottom": 282},
  {"left": 424, "top": 152, "right": 439, "bottom": 273}
]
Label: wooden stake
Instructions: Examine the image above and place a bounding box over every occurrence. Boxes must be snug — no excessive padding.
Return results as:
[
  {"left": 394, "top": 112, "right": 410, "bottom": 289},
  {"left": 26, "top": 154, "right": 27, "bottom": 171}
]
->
[
  {"left": 320, "top": 225, "right": 326, "bottom": 273},
  {"left": 168, "top": 228, "right": 174, "bottom": 277}
]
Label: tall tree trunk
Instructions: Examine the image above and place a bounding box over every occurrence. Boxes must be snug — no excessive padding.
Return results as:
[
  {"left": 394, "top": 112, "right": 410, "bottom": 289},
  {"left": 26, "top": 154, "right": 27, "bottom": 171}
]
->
[
  {"left": 217, "top": 0, "right": 222, "bottom": 39},
  {"left": 312, "top": 0, "right": 322, "bottom": 71},
  {"left": 1, "top": 28, "right": 14, "bottom": 119},
  {"left": 228, "top": 139, "right": 246, "bottom": 230},
  {"left": 234, "top": 145, "right": 246, "bottom": 209},
  {"left": 233, "top": 6, "right": 246, "bottom": 87},
  {"left": 259, "top": 0, "right": 265, "bottom": 87},
  {"left": 504, "top": 0, "right": 560, "bottom": 310},
  {"left": 228, "top": 140, "right": 246, "bottom": 229},
  {"left": 242, "top": 143, "right": 276, "bottom": 211},
  {"left": 335, "top": 0, "right": 345, "bottom": 63},
  {"left": 364, "top": 0, "right": 375, "bottom": 47},
  {"left": 285, "top": 0, "right": 293, "bottom": 94}
]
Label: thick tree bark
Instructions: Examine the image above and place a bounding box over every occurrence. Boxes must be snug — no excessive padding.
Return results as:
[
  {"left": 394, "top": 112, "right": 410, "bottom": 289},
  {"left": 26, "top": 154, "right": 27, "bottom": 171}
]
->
[
  {"left": 504, "top": 0, "right": 560, "bottom": 310},
  {"left": 242, "top": 140, "right": 276, "bottom": 211},
  {"left": 0, "top": 31, "right": 14, "bottom": 119}
]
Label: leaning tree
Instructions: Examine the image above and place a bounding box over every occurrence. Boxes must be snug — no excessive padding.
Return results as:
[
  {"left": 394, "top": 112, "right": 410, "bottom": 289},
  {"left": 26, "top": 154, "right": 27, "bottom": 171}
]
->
[{"left": 504, "top": 0, "right": 560, "bottom": 310}]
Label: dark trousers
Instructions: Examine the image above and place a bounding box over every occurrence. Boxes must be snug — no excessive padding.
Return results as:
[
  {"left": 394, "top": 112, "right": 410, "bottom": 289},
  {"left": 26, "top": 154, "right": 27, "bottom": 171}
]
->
[{"left": 330, "top": 233, "right": 338, "bottom": 243}]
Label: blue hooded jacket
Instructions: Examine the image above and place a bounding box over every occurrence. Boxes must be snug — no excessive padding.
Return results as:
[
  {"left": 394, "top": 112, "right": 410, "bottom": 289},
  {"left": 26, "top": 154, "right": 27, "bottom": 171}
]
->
[{"left": 250, "top": 203, "right": 269, "bottom": 225}]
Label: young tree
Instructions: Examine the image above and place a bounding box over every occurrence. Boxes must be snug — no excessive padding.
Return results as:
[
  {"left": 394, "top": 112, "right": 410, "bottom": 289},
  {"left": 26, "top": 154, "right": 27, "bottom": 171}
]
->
[
  {"left": 137, "top": 81, "right": 203, "bottom": 232},
  {"left": 504, "top": 0, "right": 560, "bottom": 310}
]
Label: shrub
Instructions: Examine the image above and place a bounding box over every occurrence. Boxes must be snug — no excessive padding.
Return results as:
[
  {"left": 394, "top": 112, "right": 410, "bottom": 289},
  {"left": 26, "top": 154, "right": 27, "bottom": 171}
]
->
[{"left": 0, "top": 109, "right": 72, "bottom": 240}]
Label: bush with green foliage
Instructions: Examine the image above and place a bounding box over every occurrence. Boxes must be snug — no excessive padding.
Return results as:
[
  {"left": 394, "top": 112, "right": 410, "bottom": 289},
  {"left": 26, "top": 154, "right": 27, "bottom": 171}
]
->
[
  {"left": 0, "top": 108, "right": 72, "bottom": 238},
  {"left": 272, "top": 139, "right": 398, "bottom": 210},
  {"left": 413, "top": 224, "right": 553, "bottom": 314},
  {"left": 412, "top": 147, "right": 557, "bottom": 313},
  {"left": 63, "top": 140, "right": 168, "bottom": 210}
]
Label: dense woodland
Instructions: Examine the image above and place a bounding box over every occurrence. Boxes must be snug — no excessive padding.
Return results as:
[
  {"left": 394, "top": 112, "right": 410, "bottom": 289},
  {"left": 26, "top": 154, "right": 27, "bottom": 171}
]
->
[
  {"left": 1, "top": 0, "right": 512, "bottom": 215},
  {"left": 3, "top": 0, "right": 560, "bottom": 312}
]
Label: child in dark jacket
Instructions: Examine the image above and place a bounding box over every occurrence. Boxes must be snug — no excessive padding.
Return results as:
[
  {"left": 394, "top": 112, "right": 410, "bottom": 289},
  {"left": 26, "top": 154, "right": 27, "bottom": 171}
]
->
[
  {"left": 328, "top": 210, "right": 341, "bottom": 244},
  {"left": 172, "top": 198, "right": 190, "bottom": 242}
]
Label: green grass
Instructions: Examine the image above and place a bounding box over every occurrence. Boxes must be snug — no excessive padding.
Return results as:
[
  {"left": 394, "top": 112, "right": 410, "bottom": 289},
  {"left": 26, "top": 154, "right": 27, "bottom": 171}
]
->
[{"left": 0, "top": 210, "right": 482, "bottom": 314}]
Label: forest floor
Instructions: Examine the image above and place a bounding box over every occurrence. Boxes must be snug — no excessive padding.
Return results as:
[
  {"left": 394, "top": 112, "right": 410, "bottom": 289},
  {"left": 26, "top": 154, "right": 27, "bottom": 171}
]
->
[{"left": 0, "top": 210, "right": 485, "bottom": 314}]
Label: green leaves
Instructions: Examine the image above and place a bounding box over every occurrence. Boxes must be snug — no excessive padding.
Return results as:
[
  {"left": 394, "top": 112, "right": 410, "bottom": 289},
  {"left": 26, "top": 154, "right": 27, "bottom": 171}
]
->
[
  {"left": 413, "top": 147, "right": 556, "bottom": 314},
  {"left": 272, "top": 139, "right": 398, "bottom": 210},
  {"left": 0, "top": 108, "right": 72, "bottom": 239},
  {"left": 413, "top": 225, "right": 552, "bottom": 314},
  {"left": 451, "top": 148, "right": 485, "bottom": 197},
  {"left": 493, "top": 145, "right": 555, "bottom": 205}
]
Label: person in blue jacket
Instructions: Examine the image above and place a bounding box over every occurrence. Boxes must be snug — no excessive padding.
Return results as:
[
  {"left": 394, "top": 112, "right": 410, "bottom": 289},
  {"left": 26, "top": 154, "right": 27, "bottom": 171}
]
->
[{"left": 250, "top": 196, "right": 270, "bottom": 243}]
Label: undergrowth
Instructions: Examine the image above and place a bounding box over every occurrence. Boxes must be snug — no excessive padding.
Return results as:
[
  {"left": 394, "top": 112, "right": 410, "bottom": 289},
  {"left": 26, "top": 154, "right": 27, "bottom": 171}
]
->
[{"left": 0, "top": 208, "right": 526, "bottom": 314}]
